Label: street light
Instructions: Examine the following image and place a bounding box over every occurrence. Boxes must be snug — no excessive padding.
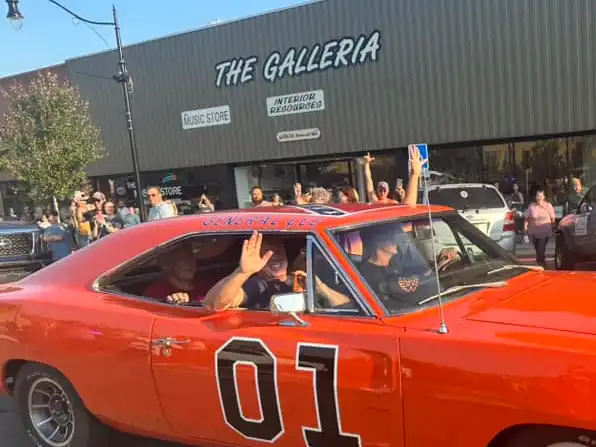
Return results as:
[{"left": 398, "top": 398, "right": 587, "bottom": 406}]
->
[{"left": 5, "top": 0, "right": 147, "bottom": 221}]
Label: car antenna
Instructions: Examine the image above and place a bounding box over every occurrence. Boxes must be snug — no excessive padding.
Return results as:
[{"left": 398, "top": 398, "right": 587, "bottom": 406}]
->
[{"left": 412, "top": 144, "right": 449, "bottom": 334}]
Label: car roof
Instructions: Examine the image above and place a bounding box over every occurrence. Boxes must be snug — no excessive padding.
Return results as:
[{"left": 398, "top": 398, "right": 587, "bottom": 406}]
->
[
  {"left": 177, "top": 203, "right": 454, "bottom": 231},
  {"left": 23, "top": 203, "right": 454, "bottom": 288}
]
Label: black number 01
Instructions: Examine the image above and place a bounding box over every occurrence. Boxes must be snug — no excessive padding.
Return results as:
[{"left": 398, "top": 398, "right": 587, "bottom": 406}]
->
[{"left": 215, "top": 337, "right": 361, "bottom": 446}]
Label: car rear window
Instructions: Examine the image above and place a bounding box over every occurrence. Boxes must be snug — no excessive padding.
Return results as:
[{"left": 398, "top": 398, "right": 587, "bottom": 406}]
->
[{"left": 425, "top": 187, "right": 505, "bottom": 210}]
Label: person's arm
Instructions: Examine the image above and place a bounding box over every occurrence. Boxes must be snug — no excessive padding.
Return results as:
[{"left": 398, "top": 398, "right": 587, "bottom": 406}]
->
[
  {"left": 314, "top": 277, "right": 351, "bottom": 307},
  {"left": 203, "top": 231, "right": 273, "bottom": 311},
  {"left": 548, "top": 203, "right": 556, "bottom": 223},
  {"left": 404, "top": 145, "right": 424, "bottom": 206},
  {"left": 362, "top": 154, "right": 378, "bottom": 203},
  {"left": 203, "top": 268, "right": 251, "bottom": 310}
]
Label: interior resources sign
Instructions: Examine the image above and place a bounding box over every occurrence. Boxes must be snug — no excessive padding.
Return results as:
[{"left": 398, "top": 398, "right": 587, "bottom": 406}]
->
[
  {"left": 267, "top": 90, "right": 325, "bottom": 117},
  {"left": 181, "top": 105, "right": 231, "bottom": 130}
]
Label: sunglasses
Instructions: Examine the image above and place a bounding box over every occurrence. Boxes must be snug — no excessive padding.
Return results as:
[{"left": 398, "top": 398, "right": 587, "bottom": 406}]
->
[{"left": 148, "top": 193, "right": 158, "bottom": 198}]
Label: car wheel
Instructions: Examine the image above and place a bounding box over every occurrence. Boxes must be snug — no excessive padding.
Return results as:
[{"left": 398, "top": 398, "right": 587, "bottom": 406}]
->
[
  {"left": 14, "top": 363, "right": 108, "bottom": 447},
  {"left": 555, "top": 235, "right": 575, "bottom": 270},
  {"left": 505, "top": 426, "right": 595, "bottom": 447}
]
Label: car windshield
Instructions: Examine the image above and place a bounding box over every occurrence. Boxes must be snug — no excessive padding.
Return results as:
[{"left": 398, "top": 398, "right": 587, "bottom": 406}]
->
[
  {"left": 423, "top": 187, "right": 505, "bottom": 210},
  {"left": 334, "top": 213, "right": 528, "bottom": 315}
]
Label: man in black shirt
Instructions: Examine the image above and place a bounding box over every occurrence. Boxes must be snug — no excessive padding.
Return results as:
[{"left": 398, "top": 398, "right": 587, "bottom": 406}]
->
[
  {"left": 204, "top": 232, "right": 351, "bottom": 311},
  {"left": 359, "top": 225, "right": 458, "bottom": 304}
]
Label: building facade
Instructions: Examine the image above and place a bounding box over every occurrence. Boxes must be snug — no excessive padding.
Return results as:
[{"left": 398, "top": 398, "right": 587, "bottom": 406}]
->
[{"left": 3, "top": 0, "right": 596, "bottom": 214}]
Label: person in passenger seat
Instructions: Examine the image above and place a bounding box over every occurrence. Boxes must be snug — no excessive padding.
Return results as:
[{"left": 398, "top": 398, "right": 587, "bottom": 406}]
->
[
  {"left": 143, "top": 245, "right": 213, "bottom": 305},
  {"left": 203, "top": 232, "right": 351, "bottom": 311}
]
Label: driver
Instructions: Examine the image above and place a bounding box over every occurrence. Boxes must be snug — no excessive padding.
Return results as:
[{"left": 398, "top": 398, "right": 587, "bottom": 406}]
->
[
  {"left": 359, "top": 225, "right": 458, "bottom": 300},
  {"left": 143, "top": 245, "right": 212, "bottom": 304},
  {"left": 204, "top": 231, "right": 350, "bottom": 311}
]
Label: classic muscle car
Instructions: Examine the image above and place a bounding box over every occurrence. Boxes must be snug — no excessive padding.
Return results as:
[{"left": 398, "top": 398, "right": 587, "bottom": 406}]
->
[{"left": 0, "top": 203, "right": 595, "bottom": 447}]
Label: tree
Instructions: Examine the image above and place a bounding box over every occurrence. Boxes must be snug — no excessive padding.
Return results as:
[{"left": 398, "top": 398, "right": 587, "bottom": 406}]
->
[{"left": 0, "top": 71, "right": 105, "bottom": 204}]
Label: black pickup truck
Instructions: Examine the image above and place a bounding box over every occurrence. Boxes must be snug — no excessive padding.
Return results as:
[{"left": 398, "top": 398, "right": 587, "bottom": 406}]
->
[{"left": 0, "top": 219, "right": 52, "bottom": 283}]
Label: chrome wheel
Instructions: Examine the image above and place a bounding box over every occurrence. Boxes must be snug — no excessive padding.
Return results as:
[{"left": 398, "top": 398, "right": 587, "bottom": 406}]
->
[{"left": 27, "top": 377, "right": 76, "bottom": 447}]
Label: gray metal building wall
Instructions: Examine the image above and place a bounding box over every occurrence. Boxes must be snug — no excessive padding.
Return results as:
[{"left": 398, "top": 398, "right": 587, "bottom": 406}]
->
[{"left": 66, "top": 0, "right": 596, "bottom": 177}]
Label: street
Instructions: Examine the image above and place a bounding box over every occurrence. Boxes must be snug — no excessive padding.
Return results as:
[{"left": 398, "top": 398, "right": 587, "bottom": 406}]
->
[{"left": 0, "top": 397, "right": 185, "bottom": 446}]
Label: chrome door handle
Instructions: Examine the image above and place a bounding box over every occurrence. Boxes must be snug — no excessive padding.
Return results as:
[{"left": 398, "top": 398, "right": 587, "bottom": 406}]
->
[{"left": 152, "top": 337, "right": 190, "bottom": 347}]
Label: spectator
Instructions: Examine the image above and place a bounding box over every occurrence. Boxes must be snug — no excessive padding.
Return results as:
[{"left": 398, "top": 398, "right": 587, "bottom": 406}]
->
[
  {"left": 565, "top": 177, "right": 587, "bottom": 215},
  {"left": 147, "top": 187, "right": 176, "bottom": 221},
  {"left": 510, "top": 183, "right": 524, "bottom": 208},
  {"left": 42, "top": 211, "right": 71, "bottom": 262},
  {"left": 197, "top": 194, "right": 215, "bottom": 213},
  {"left": 338, "top": 187, "right": 360, "bottom": 204},
  {"left": 272, "top": 193, "right": 283, "bottom": 206},
  {"left": 116, "top": 199, "right": 141, "bottom": 228},
  {"left": 72, "top": 197, "right": 96, "bottom": 248},
  {"left": 250, "top": 186, "right": 272, "bottom": 207},
  {"left": 98, "top": 201, "right": 123, "bottom": 238},
  {"left": 36, "top": 213, "right": 51, "bottom": 230},
  {"left": 524, "top": 189, "right": 555, "bottom": 268},
  {"left": 20, "top": 206, "right": 35, "bottom": 223},
  {"left": 293, "top": 183, "right": 310, "bottom": 205},
  {"left": 311, "top": 187, "right": 331, "bottom": 204},
  {"left": 362, "top": 153, "right": 399, "bottom": 204}
]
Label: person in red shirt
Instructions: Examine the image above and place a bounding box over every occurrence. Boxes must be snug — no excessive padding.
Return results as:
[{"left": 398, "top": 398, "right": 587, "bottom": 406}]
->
[{"left": 143, "top": 244, "right": 211, "bottom": 304}]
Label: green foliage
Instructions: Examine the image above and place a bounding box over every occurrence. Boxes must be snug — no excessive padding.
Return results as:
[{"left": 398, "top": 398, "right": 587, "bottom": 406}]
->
[{"left": 0, "top": 71, "right": 104, "bottom": 201}]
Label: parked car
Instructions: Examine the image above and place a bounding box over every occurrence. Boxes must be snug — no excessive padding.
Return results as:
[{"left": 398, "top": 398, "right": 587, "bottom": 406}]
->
[
  {"left": 421, "top": 183, "right": 516, "bottom": 253},
  {"left": 555, "top": 184, "right": 596, "bottom": 270},
  {"left": 0, "top": 204, "right": 595, "bottom": 447},
  {"left": 0, "top": 219, "right": 52, "bottom": 283}
]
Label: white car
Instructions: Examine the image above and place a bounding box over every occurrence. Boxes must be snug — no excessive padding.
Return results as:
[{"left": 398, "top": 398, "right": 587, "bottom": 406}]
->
[{"left": 421, "top": 183, "right": 516, "bottom": 253}]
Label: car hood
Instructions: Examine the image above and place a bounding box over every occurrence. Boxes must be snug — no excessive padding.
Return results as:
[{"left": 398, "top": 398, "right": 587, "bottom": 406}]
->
[{"left": 464, "top": 272, "right": 596, "bottom": 335}]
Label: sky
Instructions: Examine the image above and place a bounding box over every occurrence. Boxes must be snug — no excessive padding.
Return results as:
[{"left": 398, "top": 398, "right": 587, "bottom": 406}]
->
[{"left": 1, "top": 0, "right": 312, "bottom": 77}]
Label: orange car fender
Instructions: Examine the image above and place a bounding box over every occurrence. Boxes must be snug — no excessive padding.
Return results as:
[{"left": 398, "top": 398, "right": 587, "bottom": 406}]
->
[
  {"left": 9, "top": 296, "right": 170, "bottom": 437},
  {"left": 399, "top": 322, "right": 596, "bottom": 447}
]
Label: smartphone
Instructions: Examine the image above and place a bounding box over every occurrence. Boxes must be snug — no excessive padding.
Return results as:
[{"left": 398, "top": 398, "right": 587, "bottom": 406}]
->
[{"left": 396, "top": 178, "right": 403, "bottom": 189}]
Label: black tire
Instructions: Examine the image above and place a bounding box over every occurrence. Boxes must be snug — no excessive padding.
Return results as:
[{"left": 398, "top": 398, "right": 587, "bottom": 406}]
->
[
  {"left": 504, "top": 425, "right": 595, "bottom": 446},
  {"left": 555, "top": 235, "right": 575, "bottom": 271},
  {"left": 14, "top": 363, "right": 109, "bottom": 447}
]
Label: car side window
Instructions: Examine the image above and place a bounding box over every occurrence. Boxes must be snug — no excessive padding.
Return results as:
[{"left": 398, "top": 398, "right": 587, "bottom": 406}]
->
[
  {"left": 579, "top": 187, "right": 596, "bottom": 213},
  {"left": 98, "top": 234, "right": 242, "bottom": 305},
  {"left": 309, "top": 241, "right": 365, "bottom": 316}
]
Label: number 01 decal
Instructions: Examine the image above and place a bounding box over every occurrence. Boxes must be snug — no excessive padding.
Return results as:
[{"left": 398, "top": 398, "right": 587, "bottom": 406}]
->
[{"left": 215, "top": 338, "right": 361, "bottom": 446}]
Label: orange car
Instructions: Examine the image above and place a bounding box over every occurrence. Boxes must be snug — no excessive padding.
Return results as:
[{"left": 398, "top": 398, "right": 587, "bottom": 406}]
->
[{"left": 1, "top": 203, "right": 596, "bottom": 447}]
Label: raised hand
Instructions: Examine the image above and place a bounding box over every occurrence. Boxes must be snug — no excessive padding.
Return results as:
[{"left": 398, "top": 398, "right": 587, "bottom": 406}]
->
[
  {"left": 239, "top": 231, "right": 273, "bottom": 275},
  {"left": 409, "top": 145, "right": 426, "bottom": 177},
  {"left": 362, "top": 152, "right": 375, "bottom": 165}
]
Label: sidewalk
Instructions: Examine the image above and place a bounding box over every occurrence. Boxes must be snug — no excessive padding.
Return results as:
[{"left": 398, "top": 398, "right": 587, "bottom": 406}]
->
[{"left": 514, "top": 239, "right": 555, "bottom": 264}]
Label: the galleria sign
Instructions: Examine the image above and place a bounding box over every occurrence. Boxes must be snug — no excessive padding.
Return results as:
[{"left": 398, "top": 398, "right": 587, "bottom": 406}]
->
[{"left": 214, "top": 30, "right": 381, "bottom": 88}]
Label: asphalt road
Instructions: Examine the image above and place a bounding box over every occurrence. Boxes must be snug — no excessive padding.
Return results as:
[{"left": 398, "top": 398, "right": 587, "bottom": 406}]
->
[{"left": 0, "top": 396, "right": 186, "bottom": 446}]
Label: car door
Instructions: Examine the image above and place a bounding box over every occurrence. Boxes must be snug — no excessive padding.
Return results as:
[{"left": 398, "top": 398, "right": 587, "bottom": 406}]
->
[
  {"left": 571, "top": 187, "right": 595, "bottom": 255},
  {"left": 150, "top": 235, "right": 404, "bottom": 447}
]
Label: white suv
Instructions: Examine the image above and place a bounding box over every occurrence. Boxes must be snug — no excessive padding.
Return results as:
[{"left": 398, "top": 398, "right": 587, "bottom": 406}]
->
[{"left": 422, "top": 183, "right": 516, "bottom": 253}]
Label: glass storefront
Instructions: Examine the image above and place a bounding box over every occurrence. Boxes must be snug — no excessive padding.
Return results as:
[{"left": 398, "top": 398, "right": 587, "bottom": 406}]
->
[
  {"left": 234, "top": 158, "right": 357, "bottom": 207},
  {"left": 93, "top": 165, "right": 237, "bottom": 215}
]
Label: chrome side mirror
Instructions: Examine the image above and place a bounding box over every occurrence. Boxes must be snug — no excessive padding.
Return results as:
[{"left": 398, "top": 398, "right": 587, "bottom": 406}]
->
[{"left": 270, "top": 293, "right": 307, "bottom": 327}]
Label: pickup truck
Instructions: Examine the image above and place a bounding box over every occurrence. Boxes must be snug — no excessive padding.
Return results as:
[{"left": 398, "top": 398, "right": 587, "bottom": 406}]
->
[{"left": 0, "top": 219, "right": 52, "bottom": 283}]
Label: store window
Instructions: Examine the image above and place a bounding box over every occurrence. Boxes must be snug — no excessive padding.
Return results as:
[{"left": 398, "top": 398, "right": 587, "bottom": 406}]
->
[
  {"left": 93, "top": 165, "right": 236, "bottom": 215},
  {"left": 234, "top": 159, "right": 357, "bottom": 207}
]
